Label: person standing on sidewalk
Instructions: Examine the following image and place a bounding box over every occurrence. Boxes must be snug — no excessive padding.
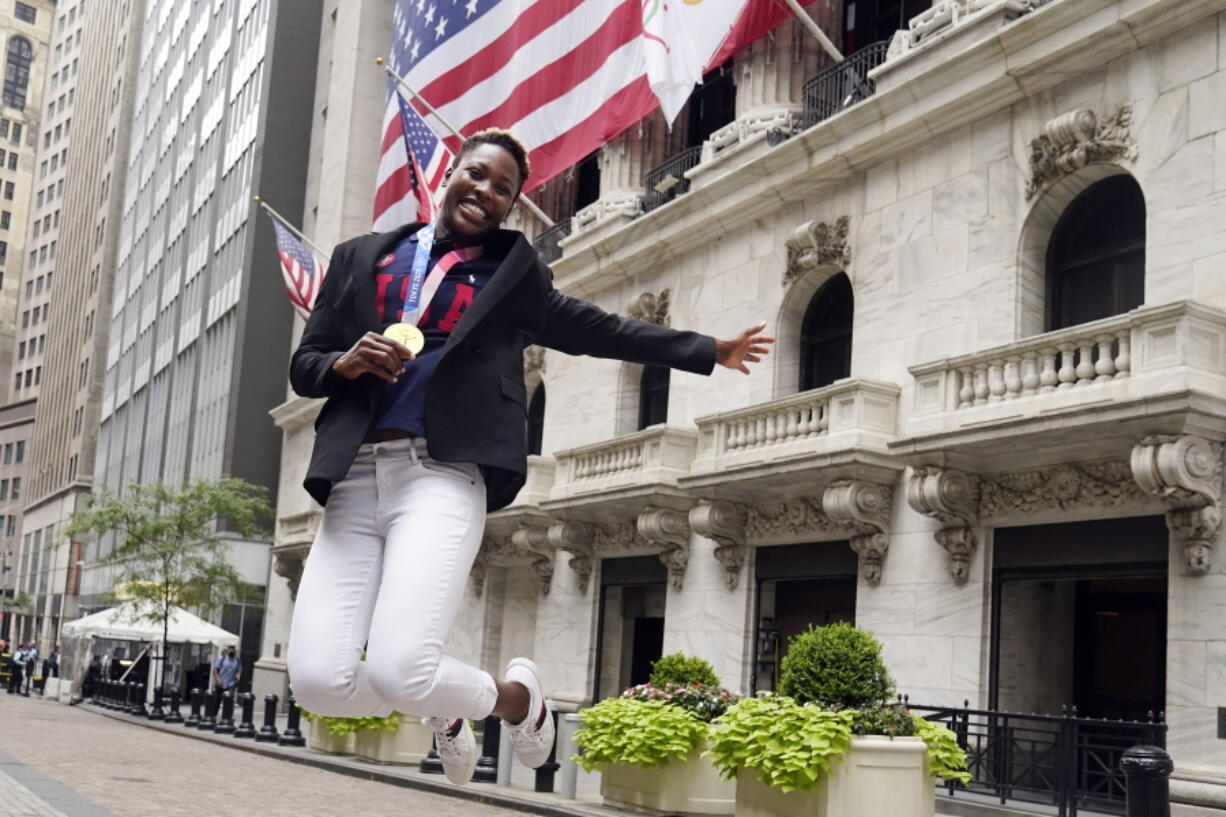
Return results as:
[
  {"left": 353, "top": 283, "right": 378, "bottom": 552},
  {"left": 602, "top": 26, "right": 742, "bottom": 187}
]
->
[
  {"left": 286, "top": 128, "right": 772, "bottom": 786},
  {"left": 212, "top": 645, "right": 242, "bottom": 694}
]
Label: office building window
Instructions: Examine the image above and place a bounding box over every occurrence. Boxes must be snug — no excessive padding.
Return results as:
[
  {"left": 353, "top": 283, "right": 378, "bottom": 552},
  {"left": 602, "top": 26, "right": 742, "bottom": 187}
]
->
[
  {"left": 3, "top": 182, "right": 13, "bottom": 200},
  {"left": 13, "top": 2, "right": 36, "bottom": 24},
  {"left": 3, "top": 36, "right": 32, "bottom": 109}
]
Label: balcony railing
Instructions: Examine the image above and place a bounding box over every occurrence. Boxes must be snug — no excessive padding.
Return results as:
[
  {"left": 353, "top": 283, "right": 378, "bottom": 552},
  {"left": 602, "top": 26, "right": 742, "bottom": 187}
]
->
[
  {"left": 689, "top": 378, "right": 900, "bottom": 476},
  {"left": 531, "top": 218, "right": 572, "bottom": 264},
  {"left": 549, "top": 425, "right": 698, "bottom": 500},
  {"left": 908, "top": 302, "right": 1226, "bottom": 422},
  {"left": 909, "top": 699, "right": 1165, "bottom": 816},
  {"left": 802, "top": 41, "right": 890, "bottom": 129},
  {"left": 643, "top": 146, "right": 703, "bottom": 213}
]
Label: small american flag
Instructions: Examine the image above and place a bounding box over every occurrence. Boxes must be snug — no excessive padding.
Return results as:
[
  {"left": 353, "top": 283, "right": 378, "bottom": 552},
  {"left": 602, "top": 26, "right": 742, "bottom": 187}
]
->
[
  {"left": 373, "top": 91, "right": 452, "bottom": 232},
  {"left": 271, "top": 219, "right": 328, "bottom": 319}
]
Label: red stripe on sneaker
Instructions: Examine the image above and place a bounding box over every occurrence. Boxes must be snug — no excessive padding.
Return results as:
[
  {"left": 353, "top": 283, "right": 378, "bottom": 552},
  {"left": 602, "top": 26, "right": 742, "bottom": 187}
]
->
[{"left": 534, "top": 702, "right": 548, "bottom": 731}]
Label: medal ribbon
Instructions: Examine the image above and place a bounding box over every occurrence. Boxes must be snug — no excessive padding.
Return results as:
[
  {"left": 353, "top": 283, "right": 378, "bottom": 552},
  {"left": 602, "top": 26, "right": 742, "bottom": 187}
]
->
[{"left": 401, "top": 224, "right": 485, "bottom": 327}]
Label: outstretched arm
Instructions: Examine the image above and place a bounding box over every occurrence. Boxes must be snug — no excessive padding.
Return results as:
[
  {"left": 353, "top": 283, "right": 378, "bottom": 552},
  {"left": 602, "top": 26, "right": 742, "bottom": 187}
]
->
[{"left": 715, "top": 322, "right": 775, "bottom": 374}]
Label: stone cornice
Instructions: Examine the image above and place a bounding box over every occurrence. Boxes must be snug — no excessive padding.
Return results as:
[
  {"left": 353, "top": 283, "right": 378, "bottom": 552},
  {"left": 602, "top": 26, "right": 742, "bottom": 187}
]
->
[
  {"left": 549, "top": 0, "right": 1226, "bottom": 300},
  {"left": 269, "top": 394, "right": 325, "bottom": 432}
]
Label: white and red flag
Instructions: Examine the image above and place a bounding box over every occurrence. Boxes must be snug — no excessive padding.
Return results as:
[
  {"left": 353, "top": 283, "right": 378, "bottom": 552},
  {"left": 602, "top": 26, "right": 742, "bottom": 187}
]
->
[{"left": 373, "top": 0, "right": 825, "bottom": 227}]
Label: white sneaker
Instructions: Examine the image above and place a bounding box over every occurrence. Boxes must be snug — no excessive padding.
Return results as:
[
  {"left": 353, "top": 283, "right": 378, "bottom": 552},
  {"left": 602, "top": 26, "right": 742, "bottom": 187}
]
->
[
  {"left": 423, "top": 717, "right": 477, "bottom": 785},
  {"left": 502, "top": 658, "right": 554, "bottom": 768}
]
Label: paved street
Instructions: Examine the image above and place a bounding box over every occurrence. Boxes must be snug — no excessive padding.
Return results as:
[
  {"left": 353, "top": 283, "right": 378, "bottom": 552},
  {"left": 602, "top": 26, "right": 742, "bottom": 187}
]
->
[{"left": 0, "top": 695, "right": 532, "bottom": 817}]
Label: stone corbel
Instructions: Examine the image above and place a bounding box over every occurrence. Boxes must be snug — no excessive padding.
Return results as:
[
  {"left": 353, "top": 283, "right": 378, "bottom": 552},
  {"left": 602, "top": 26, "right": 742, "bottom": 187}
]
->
[
  {"left": 548, "top": 520, "right": 596, "bottom": 594},
  {"left": 906, "top": 467, "right": 979, "bottom": 583},
  {"left": 628, "top": 289, "right": 671, "bottom": 327},
  {"left": 689, "top": 500, "right": 748, "bottom": 590},
  {"left": 783, "top": 216, "right": 850, "bottom": 288},
  {"left": 469, "top": 553, "right": 488, "bottom": 599},
  {"left": 271, "top": 551, "right": 305, "bottom": 600},
  {"left": 1025, "top": 107, "right": 1138, "bottom": 199},
  {"left": 1131, "top": 435, "right": 1223, "bottom": 575},
  {"left": 822, "top": 480, "right": 893, "bottom": 585},
  {"left": 510, "top": 524, "right": 555, "bottom": 596},
  {"left": 523, "top": 345, "right": 545, "bottom": 378},
  {"left": 637, "top": 506, "right": 691, "bottom": 590}
]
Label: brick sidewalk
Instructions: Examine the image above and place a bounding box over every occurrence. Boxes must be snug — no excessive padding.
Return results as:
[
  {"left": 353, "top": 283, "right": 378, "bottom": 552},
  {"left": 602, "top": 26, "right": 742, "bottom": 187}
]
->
[{"left": 0, "top": 694, "right": 572, "bottom": 817}]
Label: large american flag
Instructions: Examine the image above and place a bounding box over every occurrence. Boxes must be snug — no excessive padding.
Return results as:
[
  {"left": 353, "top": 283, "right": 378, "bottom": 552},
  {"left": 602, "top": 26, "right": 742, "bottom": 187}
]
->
[{"left": 271, "top": 219, "right": 328, "bottom": 320}]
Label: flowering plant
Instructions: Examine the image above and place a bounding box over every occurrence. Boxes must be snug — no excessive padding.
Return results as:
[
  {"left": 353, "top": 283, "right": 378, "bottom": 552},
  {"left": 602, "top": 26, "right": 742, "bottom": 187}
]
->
[{"left": 621, "top": 681, "right": 739, "bottom": 722}]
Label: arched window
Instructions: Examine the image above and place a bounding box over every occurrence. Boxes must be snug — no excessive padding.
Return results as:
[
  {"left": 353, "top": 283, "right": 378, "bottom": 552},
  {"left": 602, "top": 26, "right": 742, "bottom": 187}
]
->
[
  {"left": 3, "top": 37, "right": 32, "bottom": 111},
  {"left": 1046, "top": 175, "right": 1145, "bottom": 331},
  {"left": 799, "top": 273, "right": 853, "bottom": 391},
  {"left": 638, "top": 366, "right": 669, "bottom": 430},
  {"left": 527, "top": 384, "right": 546, "bottom": 456}
]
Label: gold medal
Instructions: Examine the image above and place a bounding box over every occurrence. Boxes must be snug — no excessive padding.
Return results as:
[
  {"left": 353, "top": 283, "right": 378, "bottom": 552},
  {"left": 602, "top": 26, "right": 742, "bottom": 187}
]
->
[{"left": 384, "top": 323, "right": 425, "bottom": 355}]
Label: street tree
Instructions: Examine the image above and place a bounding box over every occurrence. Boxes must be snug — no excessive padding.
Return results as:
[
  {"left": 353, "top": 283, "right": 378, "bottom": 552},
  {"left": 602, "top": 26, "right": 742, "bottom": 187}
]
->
[{"left": 64, "top": 478, "right": 272, "bottom": 690}]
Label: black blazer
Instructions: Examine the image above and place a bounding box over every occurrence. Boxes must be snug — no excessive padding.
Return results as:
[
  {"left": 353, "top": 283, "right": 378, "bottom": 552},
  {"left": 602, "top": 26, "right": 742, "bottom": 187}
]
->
[{"left": 290, "top": 222, "right": 717, "bottom": 512}]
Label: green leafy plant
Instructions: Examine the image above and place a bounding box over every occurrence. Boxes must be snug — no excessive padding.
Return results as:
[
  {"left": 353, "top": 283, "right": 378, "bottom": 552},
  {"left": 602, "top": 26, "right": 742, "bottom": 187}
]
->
[
  {"left": 648, "top": 652, "right": 720, "bottom": 688},
  {"left": 574, "top": 697, "right": 708, "bottom": 772},
  {"left": 779, "top": 622, "right": 894, "bottom": 709},
  {"left": 850, "top": 702, "right": 917, "bottom": 737},
  {"left": 622, "top": 682, "right": 738, "bottom": 722},
  {"left": 300, "top": 709, "right": 402, "bottom": 736},
  {"left": 707, "top": 696, "right": 855, "bottom": 792},
  {"left": 912, "top": 715, "right": 972, "bottom": 785}
]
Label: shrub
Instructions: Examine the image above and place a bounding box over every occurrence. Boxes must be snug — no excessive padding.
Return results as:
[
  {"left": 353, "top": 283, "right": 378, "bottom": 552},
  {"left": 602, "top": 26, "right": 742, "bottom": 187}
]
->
[
  {"left": 622, "top": 682, "right": 738, "bottom": 722},
  {"left": 850, "top": 702, "right": 916, "bottom": 737},
  {"left": 648, "top": 653, "right": 720, "bottom": 688},
  {"left": 574, "top": 697, "right": 708, "bottom": 771},
  {"left": 778, "top": 622, "right": 894, "bottom": 709}
]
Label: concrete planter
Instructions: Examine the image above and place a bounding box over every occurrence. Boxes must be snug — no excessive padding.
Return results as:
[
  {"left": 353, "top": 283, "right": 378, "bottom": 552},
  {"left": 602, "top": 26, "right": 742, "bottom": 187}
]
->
[
  {"left": 307, "top": 720, "right": 356, "bottom": 755},
  {"left": 354, "top": 718, "right": 433, "bottom": 765},
  {"left": 735, "top": 736, "right": 933, "bottom": 817},
  {"left": 601, "top": 740, "right": 735, "bottom": 816}
]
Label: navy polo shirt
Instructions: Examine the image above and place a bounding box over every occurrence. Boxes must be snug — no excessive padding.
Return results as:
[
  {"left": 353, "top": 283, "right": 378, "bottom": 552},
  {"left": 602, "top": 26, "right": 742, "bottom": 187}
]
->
[{"left": 371, "top": 228, "right": 501, "bottom": 437}]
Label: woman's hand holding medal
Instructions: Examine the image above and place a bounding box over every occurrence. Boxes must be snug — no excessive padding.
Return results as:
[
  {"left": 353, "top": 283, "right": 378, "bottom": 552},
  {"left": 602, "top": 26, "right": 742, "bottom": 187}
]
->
[{"left": 331, "top": 330, "right": 417, "bottom": 383}]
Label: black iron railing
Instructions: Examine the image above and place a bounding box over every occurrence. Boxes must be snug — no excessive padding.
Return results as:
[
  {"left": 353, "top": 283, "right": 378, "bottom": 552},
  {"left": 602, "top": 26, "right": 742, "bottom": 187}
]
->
[
  {"left": 802, "top": 40, "right": 891, "bottom": 129},
  {"left": 531, "top": 217, "right": 572, "bottom": 264},
  {"left": 908, "top": 699, "right": 1166, "bottom": 817},
  {"left": 643, "top": 145, "right": 703, "bottom": 213}
]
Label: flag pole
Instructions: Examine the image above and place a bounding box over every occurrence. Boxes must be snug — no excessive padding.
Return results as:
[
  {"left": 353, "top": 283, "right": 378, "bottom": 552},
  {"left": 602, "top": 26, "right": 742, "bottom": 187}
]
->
[
  {"left": 376, "top": 58, "right": 556, "bottom": 229},
  {"left": 780, "top": 0, "right": 844, "bottom": 63},
  {"left": 253, "top": 196, "right": 329, "bottom": 259}
]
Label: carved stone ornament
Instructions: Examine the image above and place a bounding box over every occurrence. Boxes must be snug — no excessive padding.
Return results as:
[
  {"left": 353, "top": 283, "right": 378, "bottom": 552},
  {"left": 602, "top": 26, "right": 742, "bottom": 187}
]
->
[
  {"left": 1025, "top": 107, "right": 1138, "bottom": 200},
  {"left": 627, "top": 289, "right": 671, "bottom": 327},
  {"left": 593, "top": 521, "right": 654, "bottom": 552},
  {"left": 637, "top": 506, "right": 691, "bottom": 590},
  {"left": 746, "top": 496, "right": 837, "bottom": 541},
  {"left": 822, "top": 480, "right": 892, "bottom": 585},
  {"left": 523, "top": 345, "right": 545, "bottom": 377},
  {"left": 470, "top": 554, "right": 488, "bottom": 598},
  {"left": 979, "top": 460, "right": 1146, "bottom": 518},
  {"left": 689, "top": 500, "right": 749, "bottom": 590},
  {"left": 548, "top": 520, "right": 596, "bottom": 594},
  {"left": 1131, "top": 435, "right": 1224, "bottom": 575},
  {"left": 784, "top": 216, "right": 850, "bottom": 288},
  {"left": 510, "top": 524, "right": 554, "bottom": 596},
  {"left": 272, "top": 552, "right": 305, "bottom": 600},
  {"left": 906, "top": 467, "right": 979, "bottom": 583}
]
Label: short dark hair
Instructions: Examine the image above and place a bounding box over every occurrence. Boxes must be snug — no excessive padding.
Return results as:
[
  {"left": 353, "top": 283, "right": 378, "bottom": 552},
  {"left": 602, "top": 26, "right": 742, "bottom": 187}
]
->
[{"left": 453, "top": 128, "right": 531, "bottom": 192}]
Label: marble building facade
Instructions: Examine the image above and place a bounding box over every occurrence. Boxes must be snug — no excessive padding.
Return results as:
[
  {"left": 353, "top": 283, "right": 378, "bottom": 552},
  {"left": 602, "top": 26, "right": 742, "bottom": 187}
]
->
[{"left": 261, "top": 0, "right": 1226, "bottom": 811}]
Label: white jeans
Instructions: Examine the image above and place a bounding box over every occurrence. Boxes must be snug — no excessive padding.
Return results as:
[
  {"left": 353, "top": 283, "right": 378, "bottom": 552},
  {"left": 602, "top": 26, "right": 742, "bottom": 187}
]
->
[{"left": 287, "top": 438, "right": 499, "bottom": 720}]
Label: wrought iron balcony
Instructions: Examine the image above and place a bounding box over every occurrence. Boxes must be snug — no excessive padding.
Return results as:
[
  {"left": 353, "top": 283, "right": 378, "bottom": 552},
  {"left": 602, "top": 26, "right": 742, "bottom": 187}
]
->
[
  {"left": 895, "top": 301, "right": 1226, "bottom": 466},
  {"left": 643, "top": 146, "right": 703, "bottom": 213},
  {"left": 531, "top": 218, "right": 571, "bottom": 264},
  {"left": 802, "top": 41, "right": 890, "bottom": 129}
]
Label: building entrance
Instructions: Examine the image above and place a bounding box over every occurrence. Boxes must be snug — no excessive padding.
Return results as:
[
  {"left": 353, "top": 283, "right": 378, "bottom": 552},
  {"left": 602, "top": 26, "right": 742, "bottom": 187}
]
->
[
  {"left": 753, "top": 541, "right": 857, "bottom": 693},
  {"left": 593, "top": 555, "right": 667, "bottom": 700},
  {"left": 992, "top": 516, "right": 1167, "bottom": 721}
]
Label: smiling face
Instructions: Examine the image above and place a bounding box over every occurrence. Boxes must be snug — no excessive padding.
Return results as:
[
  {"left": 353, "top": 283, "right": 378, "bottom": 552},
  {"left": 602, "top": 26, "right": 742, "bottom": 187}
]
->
[{"left": 437, "top": 143, "right": 522, "bottom": 240}]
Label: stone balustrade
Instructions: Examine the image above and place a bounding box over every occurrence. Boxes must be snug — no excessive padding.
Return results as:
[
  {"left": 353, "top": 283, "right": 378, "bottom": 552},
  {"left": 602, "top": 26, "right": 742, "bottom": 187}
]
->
[
  {"left": 906, "top": 301, "right": 1226, "bottom": 436},
  {"left": 688, "top": 378, "right": 901, "bottom": 478},
  {"left": 549, "top": 425, "right": 698, "bottom": 501}
]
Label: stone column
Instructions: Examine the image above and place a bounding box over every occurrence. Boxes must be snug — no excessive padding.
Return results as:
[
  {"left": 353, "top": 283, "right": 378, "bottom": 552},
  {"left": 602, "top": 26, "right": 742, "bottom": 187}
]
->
[
  {"left": 565, "top": 121, "right": 668, "bottom": 247},
  {"left": 733, "top": 17, "right": 826, "bottom": 120}
]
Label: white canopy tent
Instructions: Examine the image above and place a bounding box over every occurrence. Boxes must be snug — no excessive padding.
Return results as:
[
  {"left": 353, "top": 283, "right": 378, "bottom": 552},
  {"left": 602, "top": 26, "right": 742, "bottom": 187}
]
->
[{"left": 59, "top": 601, "right": 239, "bottom": 703}]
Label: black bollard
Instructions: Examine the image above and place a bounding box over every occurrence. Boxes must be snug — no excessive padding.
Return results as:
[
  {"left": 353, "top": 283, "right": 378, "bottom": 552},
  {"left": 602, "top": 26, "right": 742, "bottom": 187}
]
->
[
  {"left": 214, "top": 690, "right": 236, "bottom": 734},
  {"left": 277, "top": 695, "right": 306, "bottom": 747},
  {"left": 255, "top": 693, "right": 280, "bottom": 743},
  {"left": 184, "top": 688, "right": 202, "bottom": 727},
  {"left": 533, "top": 712, "right": 560, "bottom": 793},
  {"left": 197, "top": 688, "right": 218, "bottom": 730},
  {"left": 1122, "top": 745, "right": 1173, "bottom": 817},
  {"left": 233, "top": 692, "right": 256, "bottom": 739},
  {"left": 128, "top": 683, "right": 147, "bottom": 717},
  {"left": 165, "top": 688, "right": 184, "bottom": 724},
  {"left": 147, "top": 686, "right": 166, "bottom": 720},
  {"left": 121, "top": 681, "right": 133, "bottom": 712},
  {"left": 419, "top": 733, "right": 445, "bottom": 775},
  {"left": 473, "top": 716, "right": 500, "bottom": 783}
]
